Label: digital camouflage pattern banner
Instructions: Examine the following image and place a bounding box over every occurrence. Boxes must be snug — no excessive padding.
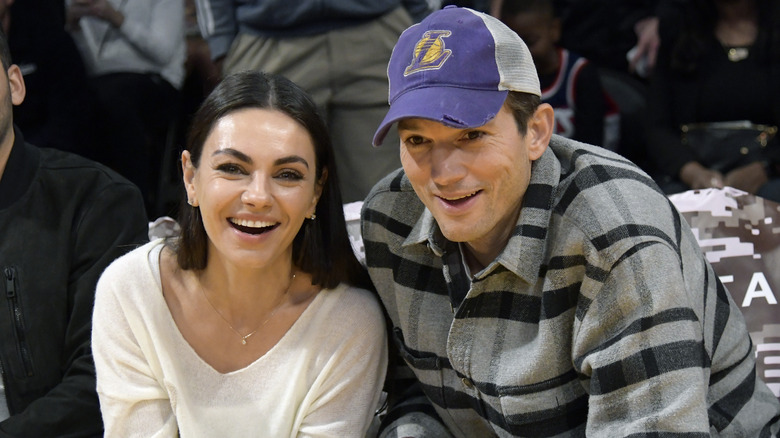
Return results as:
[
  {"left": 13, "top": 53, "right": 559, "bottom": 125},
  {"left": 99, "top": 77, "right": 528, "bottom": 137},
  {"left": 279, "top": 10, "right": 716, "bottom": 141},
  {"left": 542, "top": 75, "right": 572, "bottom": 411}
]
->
[{"left": 670, "top": 188, "right": 780, "bottom": 399}]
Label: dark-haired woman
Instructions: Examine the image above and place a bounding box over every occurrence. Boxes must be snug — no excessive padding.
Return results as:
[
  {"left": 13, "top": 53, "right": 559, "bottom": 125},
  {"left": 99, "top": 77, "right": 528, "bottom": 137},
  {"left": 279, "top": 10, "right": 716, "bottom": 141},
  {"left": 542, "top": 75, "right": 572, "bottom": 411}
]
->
[
  {"left": 92, "top": 71, "right": 387, "bottom": 436},
  {"left": 646, "top": 0, "right": 780, "bottom": 202}
]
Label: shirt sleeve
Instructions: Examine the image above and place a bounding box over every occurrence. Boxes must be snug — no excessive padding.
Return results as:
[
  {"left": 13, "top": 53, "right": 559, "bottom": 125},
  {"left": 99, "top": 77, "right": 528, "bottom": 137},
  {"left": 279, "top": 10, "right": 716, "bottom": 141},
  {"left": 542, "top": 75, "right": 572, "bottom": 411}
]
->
[
  {"left": 573, "top": 239, "right": 755, "bottom": 435},
  {"left": 193, "top": 0, "right": 237, "bottom": 61},
  {"left": 377, "top": 345, "right": 454, "bottom": 438},
  {"left": 118, "top": 0, "right": 185, "bottom": 66}
]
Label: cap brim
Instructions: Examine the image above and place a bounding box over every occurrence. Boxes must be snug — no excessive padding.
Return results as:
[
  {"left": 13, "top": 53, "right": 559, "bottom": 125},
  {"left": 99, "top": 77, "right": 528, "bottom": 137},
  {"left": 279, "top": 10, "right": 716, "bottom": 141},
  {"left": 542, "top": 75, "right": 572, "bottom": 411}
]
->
[{"left": 372, "top": 87, "right": 509, "bottom": 146}]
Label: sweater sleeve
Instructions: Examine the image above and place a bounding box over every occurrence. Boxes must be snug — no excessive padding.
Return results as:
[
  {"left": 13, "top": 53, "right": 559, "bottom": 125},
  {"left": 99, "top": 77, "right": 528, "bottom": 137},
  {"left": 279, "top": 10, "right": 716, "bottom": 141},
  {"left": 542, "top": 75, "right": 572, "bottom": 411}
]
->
[
  {"left": 296, "top": 288, "right": 389, "bottom": 437},
  {"left": 92, "top": 253, "right": 178, "bottom": 438}
]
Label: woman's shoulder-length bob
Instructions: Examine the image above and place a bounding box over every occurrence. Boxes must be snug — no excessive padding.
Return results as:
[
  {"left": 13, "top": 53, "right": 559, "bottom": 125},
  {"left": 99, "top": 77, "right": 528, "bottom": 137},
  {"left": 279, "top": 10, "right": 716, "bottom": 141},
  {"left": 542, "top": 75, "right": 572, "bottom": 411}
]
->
[{"left": 170, "top": 70, "right": 369, "bottom": 290}]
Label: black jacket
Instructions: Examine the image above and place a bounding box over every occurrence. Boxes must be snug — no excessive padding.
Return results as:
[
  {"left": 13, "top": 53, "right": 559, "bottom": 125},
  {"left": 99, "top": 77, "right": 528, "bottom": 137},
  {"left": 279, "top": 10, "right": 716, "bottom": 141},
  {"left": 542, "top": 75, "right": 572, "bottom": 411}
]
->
[{"left": 0, "top": 128, "right": 148, "bottom": 437}]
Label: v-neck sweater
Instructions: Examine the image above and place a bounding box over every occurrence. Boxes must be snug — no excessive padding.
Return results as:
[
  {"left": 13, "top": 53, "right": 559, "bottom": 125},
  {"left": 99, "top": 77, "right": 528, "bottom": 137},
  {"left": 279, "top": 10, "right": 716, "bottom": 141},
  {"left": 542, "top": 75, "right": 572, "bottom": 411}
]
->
[{"left": 93, "top": 239, "right": 387, "bottom": 437}]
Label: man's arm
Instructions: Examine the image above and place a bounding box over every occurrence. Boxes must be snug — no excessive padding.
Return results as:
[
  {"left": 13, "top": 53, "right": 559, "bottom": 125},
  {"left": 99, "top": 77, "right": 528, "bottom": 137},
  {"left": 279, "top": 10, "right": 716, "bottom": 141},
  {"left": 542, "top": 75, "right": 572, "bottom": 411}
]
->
[
  {"left": 194, "top": 0, "right": 237, "bottom": 63},
  {"left": 571, "top": 60, "right": 606, "bottom": 146},
  {"left": 115, "top": 0, "right": 185, "bottom": 66},
  {"left": 0, "top": 178, "right": 148, "bottom": 436},
  {"left": 574, "top": 239, "right": 763, "bottom": 435},
  {"left": 378, "top": 342, "right": 453, "bottom": 438}
]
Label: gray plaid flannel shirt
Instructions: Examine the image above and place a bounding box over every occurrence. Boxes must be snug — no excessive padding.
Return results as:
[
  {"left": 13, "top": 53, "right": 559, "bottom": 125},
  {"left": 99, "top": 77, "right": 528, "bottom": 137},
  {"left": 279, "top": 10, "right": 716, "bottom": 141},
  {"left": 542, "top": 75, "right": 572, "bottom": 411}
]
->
[{"left": 361, "top": 135, "right": 780, "bottom": 437}]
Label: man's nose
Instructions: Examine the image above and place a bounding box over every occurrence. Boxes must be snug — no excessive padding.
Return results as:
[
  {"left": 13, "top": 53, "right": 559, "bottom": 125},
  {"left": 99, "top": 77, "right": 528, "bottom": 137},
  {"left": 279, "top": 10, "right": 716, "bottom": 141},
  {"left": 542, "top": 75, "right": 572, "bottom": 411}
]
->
[{"left": 430, "top": 145, "right": 467, "bottom": 186}]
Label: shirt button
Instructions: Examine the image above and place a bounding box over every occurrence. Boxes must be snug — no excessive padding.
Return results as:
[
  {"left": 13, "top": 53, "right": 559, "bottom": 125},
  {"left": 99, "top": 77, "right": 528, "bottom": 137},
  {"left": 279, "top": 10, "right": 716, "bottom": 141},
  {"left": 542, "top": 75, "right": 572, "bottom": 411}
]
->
[{"left": 461, "top": 377, "right": 474, "bottom": 389}]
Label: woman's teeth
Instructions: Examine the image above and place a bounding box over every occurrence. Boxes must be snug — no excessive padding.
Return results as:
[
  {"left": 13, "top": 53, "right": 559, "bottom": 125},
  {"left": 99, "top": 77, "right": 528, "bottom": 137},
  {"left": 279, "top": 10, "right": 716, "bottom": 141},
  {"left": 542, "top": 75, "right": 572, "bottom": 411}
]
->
[{"left": 230, "top": 218, "right": 275, "bottom": 228}]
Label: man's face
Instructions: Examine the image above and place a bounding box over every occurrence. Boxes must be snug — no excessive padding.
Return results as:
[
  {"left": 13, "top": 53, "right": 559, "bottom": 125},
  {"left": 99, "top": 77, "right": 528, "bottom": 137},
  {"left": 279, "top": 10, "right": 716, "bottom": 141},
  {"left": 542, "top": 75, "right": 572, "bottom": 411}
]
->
[{"left": 398, "top": 103, "right": 551, "bottom": 266}]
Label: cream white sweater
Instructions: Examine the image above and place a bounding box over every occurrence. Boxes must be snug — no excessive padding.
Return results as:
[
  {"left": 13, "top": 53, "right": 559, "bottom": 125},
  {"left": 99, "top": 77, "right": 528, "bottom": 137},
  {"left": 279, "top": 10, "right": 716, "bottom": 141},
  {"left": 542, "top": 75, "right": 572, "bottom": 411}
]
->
[{"left": 93, "top": 240, "right": 387, "bottom": 437}]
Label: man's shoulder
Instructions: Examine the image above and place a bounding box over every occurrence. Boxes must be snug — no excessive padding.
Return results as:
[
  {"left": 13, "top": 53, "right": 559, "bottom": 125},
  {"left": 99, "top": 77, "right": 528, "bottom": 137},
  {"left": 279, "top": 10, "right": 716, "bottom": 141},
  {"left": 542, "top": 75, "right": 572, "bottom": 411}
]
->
[
  {"left": 362, "top": 168, "right": 425, "bottom": 227},
  {"left": 39, "top": 147, "right": 129, "bottom": 182},
  {"left": 547, "top": 136, "right": 681, "bottom": 241},
  {"left": 37, "top": 146, "right": 144, "bottom": 199}
]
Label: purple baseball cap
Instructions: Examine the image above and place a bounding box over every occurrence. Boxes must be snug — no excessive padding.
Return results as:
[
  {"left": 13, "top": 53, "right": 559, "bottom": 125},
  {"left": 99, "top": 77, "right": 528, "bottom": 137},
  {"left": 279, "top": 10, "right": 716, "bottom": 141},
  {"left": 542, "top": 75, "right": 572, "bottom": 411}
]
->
[{"left": 372, "top": 6, "right": 541, "bottom": 146}]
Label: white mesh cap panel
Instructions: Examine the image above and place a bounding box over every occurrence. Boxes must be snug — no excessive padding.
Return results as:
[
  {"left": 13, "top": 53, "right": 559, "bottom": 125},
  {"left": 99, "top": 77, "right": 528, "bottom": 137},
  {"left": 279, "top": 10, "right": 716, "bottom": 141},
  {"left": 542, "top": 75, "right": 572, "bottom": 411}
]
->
[{"left": 475, "top": 10, "right": 541, "bottom": 96}]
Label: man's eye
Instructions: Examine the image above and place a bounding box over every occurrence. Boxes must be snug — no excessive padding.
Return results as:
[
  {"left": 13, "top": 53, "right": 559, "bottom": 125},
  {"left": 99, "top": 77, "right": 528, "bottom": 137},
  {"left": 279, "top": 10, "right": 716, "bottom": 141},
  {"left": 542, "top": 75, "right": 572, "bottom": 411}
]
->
[
  {"left": 405, "top": 135, "right": 426, "bottom": 146},
  {"left": 465, "top": 131, "right": 483, "bottom": 140}
]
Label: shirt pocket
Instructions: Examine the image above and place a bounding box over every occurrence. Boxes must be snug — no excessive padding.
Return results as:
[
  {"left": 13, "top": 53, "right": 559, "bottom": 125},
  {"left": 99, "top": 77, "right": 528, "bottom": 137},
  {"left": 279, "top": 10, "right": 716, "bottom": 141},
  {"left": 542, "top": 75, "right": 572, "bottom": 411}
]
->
[
  {"left": 496, "top": 371, "right": 588, "bottom": 436},
  {"left": 391, "top": 327, "right": 447, "bottom": 406}
]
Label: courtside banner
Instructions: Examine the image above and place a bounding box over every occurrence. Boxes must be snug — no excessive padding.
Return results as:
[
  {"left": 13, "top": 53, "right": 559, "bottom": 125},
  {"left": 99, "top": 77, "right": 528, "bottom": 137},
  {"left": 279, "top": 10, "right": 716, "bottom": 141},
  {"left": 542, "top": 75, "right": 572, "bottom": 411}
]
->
[{"left": 670, "top": 188, "right": 780, "bottom": 398}]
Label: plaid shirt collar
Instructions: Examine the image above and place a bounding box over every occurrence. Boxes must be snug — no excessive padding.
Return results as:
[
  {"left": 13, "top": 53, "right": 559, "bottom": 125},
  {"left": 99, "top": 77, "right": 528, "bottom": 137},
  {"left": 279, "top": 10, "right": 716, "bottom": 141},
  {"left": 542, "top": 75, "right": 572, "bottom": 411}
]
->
[{"left": 401, "top": 143, "right": 563, "bottom": 284}]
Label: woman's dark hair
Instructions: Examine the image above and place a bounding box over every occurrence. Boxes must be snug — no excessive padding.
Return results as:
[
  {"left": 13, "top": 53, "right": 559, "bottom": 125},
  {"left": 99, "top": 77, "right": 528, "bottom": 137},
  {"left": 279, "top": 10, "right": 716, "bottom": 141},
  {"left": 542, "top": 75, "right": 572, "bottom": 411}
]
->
[
  {"left": 171, "top": 70, "right": 370, "bottom": 289},
  {"left": 505, "top": 91, "right": 542, "bottom": 134}
]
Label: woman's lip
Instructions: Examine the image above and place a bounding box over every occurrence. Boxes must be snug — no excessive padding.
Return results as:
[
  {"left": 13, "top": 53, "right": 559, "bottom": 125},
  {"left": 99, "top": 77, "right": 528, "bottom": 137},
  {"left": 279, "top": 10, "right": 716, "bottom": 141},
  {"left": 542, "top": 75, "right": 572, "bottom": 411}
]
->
[{"left": 228, "top": 218, "right": 279, "bottom": 236}]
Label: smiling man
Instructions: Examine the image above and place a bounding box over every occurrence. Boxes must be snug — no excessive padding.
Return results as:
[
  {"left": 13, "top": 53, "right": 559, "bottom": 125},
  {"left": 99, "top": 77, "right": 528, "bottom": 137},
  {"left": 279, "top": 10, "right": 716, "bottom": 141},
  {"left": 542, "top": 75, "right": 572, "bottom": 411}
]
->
[{"left": 361, "top": 6, "right": 780, "bottom": 437}]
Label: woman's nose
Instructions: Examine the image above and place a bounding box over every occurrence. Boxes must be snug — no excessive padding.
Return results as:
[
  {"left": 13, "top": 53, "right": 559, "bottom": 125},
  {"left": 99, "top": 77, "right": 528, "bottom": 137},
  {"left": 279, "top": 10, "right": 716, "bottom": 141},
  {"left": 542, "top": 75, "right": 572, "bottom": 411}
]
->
[{"left": 241, "top": 175, "right": 272, "bottom": 207}]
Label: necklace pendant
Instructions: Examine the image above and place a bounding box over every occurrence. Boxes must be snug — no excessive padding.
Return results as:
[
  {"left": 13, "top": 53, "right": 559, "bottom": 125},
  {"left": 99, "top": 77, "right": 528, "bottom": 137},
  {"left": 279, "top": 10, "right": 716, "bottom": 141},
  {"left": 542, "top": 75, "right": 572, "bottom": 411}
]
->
[
  {"left": 241, "top": 339, "right": 248, "bottom": 345},
  {"left": 727, "top": 47, "right": 749, "bottom": 62}
]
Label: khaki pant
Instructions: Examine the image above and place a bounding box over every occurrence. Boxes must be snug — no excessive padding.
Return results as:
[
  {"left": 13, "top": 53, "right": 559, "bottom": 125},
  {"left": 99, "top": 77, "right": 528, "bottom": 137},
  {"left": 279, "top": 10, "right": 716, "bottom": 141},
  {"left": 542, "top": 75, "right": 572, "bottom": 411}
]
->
[{"left": 224, "top": 7, "right": 411, "bottom": 202}]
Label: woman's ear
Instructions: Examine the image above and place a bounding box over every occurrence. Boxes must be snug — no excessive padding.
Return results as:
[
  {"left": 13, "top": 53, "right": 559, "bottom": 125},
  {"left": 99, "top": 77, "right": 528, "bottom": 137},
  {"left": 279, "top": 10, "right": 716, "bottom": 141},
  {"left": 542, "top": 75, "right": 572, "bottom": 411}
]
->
[
  {"left": 308, "top": 167, "right": 328, "bottom": 218},
  {"left": 527, "top": 103, "right": 554, "bottom": 161},
  {"left": 181, "top": 150, "right": 198, "bottom": 206}
]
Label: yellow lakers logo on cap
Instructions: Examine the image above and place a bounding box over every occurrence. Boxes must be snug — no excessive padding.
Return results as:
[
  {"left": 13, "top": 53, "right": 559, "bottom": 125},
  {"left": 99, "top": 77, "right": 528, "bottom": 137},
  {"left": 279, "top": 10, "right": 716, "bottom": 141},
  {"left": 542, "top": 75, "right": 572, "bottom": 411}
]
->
[{"left": 404, "top": 30, "right": 452, "bottom": 76}]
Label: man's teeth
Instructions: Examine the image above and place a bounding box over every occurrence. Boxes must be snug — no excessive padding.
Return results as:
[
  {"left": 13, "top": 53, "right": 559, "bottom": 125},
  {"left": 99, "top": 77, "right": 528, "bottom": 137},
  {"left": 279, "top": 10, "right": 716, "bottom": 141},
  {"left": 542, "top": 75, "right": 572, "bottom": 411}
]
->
[
  {"left": 230, "top": 218, "right": 275, "bottom": 228},
  {"left": 443, "top": 191, "right": 478, "bottom": 201}
]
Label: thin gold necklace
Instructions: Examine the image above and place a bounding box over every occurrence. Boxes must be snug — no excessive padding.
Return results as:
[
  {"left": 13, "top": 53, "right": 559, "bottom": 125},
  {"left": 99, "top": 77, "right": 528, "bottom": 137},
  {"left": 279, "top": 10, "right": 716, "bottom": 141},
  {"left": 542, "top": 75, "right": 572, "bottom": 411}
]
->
[{"left": 199, "top": 272, "right": 296, "bottom": 345}]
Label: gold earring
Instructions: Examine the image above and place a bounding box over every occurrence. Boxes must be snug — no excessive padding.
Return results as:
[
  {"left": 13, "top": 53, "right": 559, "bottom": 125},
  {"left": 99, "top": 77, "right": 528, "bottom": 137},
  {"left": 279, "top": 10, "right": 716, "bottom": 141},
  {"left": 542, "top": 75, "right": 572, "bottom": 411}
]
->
[{"left": 309, "top": 213, "right": 317, "bottom": 220}]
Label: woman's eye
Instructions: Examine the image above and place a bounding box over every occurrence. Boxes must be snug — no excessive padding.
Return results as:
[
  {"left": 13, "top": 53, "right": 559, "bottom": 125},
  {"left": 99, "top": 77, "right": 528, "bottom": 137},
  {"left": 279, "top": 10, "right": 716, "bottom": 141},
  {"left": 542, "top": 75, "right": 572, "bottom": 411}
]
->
[
  {"left": 216, "top": 163, "right": 245, "bottom": 174},
  {"left": 277, "top": 169, "right": 304, "bottom": 180}
]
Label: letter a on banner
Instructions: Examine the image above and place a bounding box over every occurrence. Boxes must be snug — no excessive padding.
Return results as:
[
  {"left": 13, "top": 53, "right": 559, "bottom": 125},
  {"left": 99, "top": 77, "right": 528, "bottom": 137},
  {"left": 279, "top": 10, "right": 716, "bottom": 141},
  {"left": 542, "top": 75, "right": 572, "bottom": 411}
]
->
[{"left": 742, "top": 272, "right": 778, "bottom": 307}]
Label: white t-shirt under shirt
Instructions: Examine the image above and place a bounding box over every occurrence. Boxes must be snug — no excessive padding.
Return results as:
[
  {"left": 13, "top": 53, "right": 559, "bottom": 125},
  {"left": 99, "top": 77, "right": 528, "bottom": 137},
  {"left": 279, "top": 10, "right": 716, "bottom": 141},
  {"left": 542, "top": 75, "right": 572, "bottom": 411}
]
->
[{"left": 92, "top": 239, "right": 388, "bottom": 437}]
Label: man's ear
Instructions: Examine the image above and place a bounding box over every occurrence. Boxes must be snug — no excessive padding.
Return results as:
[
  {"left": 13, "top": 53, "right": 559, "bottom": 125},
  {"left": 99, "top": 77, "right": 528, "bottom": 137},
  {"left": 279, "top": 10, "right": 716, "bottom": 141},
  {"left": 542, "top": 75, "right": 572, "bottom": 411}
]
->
[
  {"left": 527, "top": 103, "right": 554, "bottom": 161},
  {"left": 7, "top": 64, "right": 25, "bottom": 106}
]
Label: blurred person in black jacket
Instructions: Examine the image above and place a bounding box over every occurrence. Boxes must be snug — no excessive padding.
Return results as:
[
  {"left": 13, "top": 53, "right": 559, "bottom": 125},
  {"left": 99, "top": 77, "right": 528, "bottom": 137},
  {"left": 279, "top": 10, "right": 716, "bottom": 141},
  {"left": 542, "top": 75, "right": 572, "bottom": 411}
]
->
[{"left": 0, "top": 23, "right": 148, "bottom": 435}]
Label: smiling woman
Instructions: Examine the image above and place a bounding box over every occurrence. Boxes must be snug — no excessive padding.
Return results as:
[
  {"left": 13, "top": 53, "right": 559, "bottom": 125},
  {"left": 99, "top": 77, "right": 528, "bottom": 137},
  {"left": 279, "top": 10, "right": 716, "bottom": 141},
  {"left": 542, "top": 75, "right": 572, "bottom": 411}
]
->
[{"left": 90, "top": 71, "right": 387, "bottom": 437}]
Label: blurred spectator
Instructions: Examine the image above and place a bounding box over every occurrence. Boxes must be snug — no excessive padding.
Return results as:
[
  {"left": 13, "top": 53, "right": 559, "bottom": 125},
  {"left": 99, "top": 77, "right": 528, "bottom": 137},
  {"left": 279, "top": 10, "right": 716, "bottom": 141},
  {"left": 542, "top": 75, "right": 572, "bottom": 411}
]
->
[
  {"left": 155, "top": 0, "right": 221, "bottom": 218},
  {"left": 645, "top": 0, "right": 780, "bottom": 202},
  {"left": 499, "top": 0, "right": 612, "bottom": 147},
  {"left": 194, "top": 0, "right": 431, "bottom": 203},
  {"left": 66, "top": 0, "right": 186, "bottom": 218},
  {"left": 4, "top": 0, "right": 96, "bottom": 157},
  {"left": 0, "top": 24, "right": 149, "bottom": 435},
  {"left": 492, "top": 0, "right": 662, "bottom": 77}
]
